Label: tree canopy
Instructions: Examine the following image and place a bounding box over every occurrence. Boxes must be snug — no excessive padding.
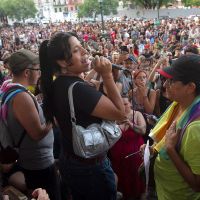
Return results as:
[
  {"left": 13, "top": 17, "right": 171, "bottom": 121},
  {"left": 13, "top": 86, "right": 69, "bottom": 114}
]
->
[
  {"left": 0, "top": 0, "right": 37, "bottom": 21},
  {"left": 78, "top": 0, "right": 118, "bottom": 19},
  {"left": 127, "top": 0, "right": 200, "bottom": 9},
  {"left": 182, "top": 0, "right": 200, "bottom": 7},
  {"left": 124, "top": 0, "right": 175, "bottom": 9}
]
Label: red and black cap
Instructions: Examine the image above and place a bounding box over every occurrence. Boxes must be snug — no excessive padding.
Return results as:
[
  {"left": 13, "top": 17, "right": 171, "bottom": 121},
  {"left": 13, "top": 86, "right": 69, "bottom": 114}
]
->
[
  {"left": 157, "top": 55, "right": 200, "bottom": 83},
  {"left": 157, "top": 67, "right": 173, "bottom": 79}
]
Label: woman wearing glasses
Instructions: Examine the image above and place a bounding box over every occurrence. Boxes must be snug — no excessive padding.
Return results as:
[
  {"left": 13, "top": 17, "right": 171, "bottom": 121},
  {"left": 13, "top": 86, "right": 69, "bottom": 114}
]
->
[
  {"left": 132, "top": 70, "right": 156, "bottom": 115},
  {"left": 145, "top": 55, "right": 200, "bottom": 200},
  {"left": 130, "top": 70, "right": 156, "bottom": 144}
]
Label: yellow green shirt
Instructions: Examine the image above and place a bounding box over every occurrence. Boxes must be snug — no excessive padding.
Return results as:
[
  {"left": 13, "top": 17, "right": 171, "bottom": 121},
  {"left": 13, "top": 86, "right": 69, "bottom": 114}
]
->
[{"left": 154, "top": 121, "right": 200, "bottom": 200}]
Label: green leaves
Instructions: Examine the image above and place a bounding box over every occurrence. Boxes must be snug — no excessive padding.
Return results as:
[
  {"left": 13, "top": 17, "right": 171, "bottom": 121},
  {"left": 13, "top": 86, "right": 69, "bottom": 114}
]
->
[
  {"left": 0, "top": 0, "right": 37, "bottom": 21},
  {"left": 126, "top": 0, "right": 175, "bottom": 9},
  {"left": 182, "top": 0, "right": 200, "bottom": 6},
  {"left": 77, "top": 0, "right": 118, "bottom": 19}
]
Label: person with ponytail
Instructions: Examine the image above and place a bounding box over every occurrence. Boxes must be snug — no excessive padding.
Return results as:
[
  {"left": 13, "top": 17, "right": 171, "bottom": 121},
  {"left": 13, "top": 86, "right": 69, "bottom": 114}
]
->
[{"left": 39, "top": 32, "right": 126, "bottom": 200}]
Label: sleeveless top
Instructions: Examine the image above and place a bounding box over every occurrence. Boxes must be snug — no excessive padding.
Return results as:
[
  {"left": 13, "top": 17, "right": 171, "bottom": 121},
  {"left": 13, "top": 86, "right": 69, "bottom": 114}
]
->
[
  {"left": 7, "top": 96, "right": 54, "bottom": 170},
  {"left": 132, "top": 88, "right": 151, "bottom": 114}
]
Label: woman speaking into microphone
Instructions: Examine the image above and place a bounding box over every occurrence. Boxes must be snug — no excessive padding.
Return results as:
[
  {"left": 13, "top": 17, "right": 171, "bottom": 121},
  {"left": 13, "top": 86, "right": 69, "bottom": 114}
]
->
[{"left": 39, "top": 32, "right": 126, "bottom": 200}]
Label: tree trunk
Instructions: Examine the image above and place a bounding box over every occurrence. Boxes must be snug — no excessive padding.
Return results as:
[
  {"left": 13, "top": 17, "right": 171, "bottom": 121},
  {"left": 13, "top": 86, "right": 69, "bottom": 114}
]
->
[{"left": 93, "top": 12, "right": 97, "bottom": 22}]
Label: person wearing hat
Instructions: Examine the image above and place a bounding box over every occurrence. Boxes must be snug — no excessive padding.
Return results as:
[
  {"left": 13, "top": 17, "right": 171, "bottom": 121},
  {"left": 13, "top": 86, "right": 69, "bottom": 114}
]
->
[
  {"left": 124, "top": 55, "right": 138, "bottom": 71},
  {"left": 117, "top": 54, "right": 138, "bottom": 96},
  {"left": 0, "top": 49, "right": 61, "bottom": 199},
  {"left": 142, "top": 55, "right": 200, "bottom": 200}
]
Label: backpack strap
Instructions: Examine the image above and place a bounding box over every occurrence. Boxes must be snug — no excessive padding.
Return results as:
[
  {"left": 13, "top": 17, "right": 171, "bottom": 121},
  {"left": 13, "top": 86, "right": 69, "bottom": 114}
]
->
[
  {"left": 1, "top": 85, "right": 39, "bottom": 115},
  {"left": 0, "top": 85, "right": 39, "bottom": 148},
  {"left": 1, "top": 86, "right": 27, "bottom": 105}
]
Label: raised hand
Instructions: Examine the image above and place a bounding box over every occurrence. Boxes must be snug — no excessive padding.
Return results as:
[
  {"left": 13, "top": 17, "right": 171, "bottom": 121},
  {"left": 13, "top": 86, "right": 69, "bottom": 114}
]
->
[
  {"left": 32, "top": 188, "right": 50, "bottom": 200},
  {"left": 165, "top": 121, "right": 181, "bottom": 151}
]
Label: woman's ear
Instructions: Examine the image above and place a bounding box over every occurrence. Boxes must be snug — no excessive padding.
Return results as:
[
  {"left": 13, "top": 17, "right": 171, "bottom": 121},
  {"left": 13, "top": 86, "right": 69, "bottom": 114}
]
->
[
  {"left": 187, "top": 82, "right": 196, "bottom": 94},
  {"left": 56, "top": 59, "right": 68, "bottom": 68},
  {"left": 57, "top": 59, "right": 73, "bottom": 68}
]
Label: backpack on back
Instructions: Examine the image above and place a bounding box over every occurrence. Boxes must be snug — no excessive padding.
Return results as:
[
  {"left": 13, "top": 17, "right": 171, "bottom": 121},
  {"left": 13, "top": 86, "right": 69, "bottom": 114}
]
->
[{"left": 0, "top": 85, "right": 27, "bottom": 164}]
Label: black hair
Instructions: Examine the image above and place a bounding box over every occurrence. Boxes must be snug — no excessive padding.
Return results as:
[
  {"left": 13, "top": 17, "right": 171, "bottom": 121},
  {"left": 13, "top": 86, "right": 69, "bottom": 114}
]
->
[
  {"left": 39, "top": 32, "right": 78, "bottom": 122},
  {"left": 181, "top": 80, "right": 200, "bottom": 96},
  {"left": 195, "top": 84, "right": 200, "bottom": 95},
  {"left": 185, "top": 46, "right": 199, "bottom": 55},
  {"left": 34, "top": 77, "right": 41, "bottom": 96}
]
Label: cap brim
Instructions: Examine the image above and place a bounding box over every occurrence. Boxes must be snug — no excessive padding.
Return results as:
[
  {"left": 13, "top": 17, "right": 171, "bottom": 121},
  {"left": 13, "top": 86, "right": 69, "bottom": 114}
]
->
[
  {"left": 32, "top": 56, "right": 39, "bottom": 65},
  {"left": 157, "top": 66, "right": 174, "bottom": 79},
  {"left": 125, "top": 57, "right": 138, "bottom": 64}
]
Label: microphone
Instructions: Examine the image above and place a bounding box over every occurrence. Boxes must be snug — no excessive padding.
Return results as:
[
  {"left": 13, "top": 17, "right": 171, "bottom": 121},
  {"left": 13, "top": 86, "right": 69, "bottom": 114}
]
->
[{"left": 91, "top": 57, "right": 130, "bottom": 72}]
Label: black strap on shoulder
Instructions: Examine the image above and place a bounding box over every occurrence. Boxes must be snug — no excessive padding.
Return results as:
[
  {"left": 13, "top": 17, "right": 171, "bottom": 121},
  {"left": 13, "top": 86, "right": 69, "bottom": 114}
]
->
[
  {"left": 1, "top": 85, "right": 27, "bottom": 105},
  {"left": 0, "top": 85, "right": 39, "bottom": 148}
]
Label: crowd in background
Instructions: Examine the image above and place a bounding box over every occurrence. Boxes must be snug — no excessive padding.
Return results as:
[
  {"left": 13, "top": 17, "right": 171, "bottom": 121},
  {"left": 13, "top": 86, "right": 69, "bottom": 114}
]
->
[
  {"left": 0, "top": 15, "right": 200, "bottom": 200},
  {"left": 1, "top": 16, "right": 200, "bottom": 86}
]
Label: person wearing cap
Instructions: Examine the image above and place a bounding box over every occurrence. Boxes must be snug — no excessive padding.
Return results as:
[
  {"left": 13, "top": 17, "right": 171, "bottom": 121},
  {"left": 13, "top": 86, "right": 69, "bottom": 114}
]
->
[
  {"left": 123, "top": 55, "right": 138, "bottom": 71},
  {"left": 117, "top": 54, "right": 138, "bottom": 96},
  {"left": 1, "top": 49, "right": 61, "bottom": 200},
  {"left": 145, "top": 55, "right": 200, "bottom": 199}
]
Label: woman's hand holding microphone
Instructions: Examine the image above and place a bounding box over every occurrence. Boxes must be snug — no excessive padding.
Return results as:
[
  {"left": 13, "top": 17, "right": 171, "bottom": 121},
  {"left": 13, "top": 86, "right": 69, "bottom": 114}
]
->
[{"left": 93, "top": 55, "right": 113, "bottom": 79}]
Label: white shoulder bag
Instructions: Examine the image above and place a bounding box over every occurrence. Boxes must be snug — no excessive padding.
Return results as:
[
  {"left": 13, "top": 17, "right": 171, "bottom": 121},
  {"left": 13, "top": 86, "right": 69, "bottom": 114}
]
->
[{"left": 68, "top": 81, "right": 122, "bottom": 158}]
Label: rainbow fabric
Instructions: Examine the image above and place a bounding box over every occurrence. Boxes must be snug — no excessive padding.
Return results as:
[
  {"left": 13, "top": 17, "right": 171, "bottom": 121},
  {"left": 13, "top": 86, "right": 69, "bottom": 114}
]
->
[
  {"left": 149, "top": 95, "right": 200, "bottom": 159},
  {"left": 0, "top": 79, "right": 26, "bottom": 122}
]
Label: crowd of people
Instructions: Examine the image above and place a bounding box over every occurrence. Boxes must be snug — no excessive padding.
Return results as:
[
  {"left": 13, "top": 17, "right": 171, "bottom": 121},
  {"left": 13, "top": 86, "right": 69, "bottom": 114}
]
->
[{"left": 0, "top": 15, "right": 200, "bottom": 200}]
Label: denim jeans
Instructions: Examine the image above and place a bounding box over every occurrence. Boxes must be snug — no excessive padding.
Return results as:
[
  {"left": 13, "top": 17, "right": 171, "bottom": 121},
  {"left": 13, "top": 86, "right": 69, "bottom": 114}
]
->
[{"left": 59, "top": 157, "right": 117, "bottom": 200}]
